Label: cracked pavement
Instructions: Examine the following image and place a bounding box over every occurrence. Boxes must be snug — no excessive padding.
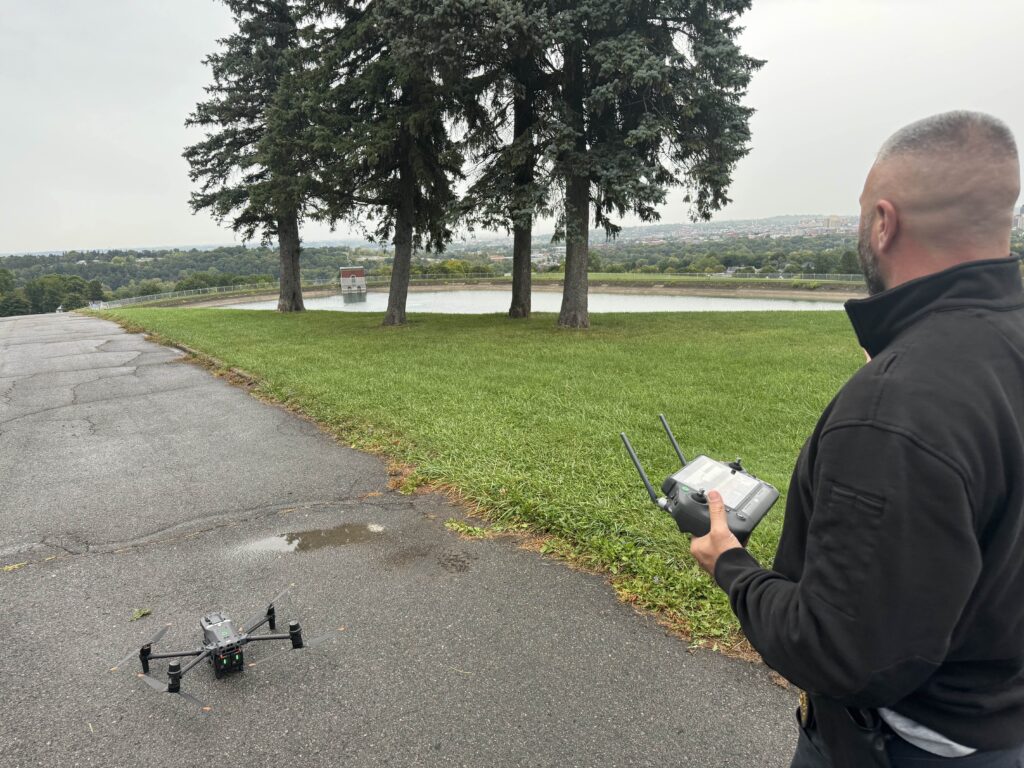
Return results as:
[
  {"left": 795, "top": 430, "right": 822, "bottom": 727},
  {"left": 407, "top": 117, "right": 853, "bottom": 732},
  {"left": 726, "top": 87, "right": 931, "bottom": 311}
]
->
[{"left": 0, "top": 313, "right": 797, "bottom": 767}]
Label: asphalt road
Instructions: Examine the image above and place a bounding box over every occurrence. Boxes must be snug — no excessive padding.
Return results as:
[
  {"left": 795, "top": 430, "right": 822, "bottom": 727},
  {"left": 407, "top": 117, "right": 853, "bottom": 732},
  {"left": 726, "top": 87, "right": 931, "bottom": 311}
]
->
[{"left": 0, "top": 313, "right": 797, "bottom": 767}]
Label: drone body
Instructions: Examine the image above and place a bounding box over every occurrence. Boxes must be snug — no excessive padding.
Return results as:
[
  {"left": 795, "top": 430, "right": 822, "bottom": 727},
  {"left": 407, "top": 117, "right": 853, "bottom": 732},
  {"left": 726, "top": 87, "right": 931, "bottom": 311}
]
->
[
  {"left": 200, "top": 612, "right": 247, "bottom": 676},
  {"left": 109, "top": 585, "right": 342, "bottom": 711}
]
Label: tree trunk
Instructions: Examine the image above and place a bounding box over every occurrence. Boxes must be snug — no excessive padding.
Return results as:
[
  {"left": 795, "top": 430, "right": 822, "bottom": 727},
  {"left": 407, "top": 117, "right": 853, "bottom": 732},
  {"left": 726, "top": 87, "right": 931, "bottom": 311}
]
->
[
  {"left": 510, "top": 224, "right": 532, "bottom": 318},
  {"left": 277, "top": 209, "right": 304, "bottom": 312},
  {"left": 384, "top": 160, "right": 415, "bottom": 326},
  {"left": 559, "top": 172, "right": 590, "bottom": 328},
  {"left": 558, "top": 42, "right": 589, "bottom": 329},
  {"left": 508, "top": 77, "right": 535, "bottom": 320}
]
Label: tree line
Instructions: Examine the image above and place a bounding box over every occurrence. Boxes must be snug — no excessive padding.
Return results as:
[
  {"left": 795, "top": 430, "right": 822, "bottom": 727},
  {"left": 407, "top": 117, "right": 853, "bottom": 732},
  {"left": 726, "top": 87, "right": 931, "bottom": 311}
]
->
[
  {"left": 4, "top": 229, "right": 1020, "bottom": 316},
  {"left": 185, "top": 0, "right": 761, "bottom": 327},
  {"left": 0, "top": 270, "right": 104, "bottom": 316}
]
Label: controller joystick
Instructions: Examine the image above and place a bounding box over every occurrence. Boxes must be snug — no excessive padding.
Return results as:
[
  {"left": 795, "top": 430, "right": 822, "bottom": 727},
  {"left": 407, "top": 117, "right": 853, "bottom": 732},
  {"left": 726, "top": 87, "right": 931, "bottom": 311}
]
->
[{"left": 690, "top": 490, "right": 708, "bottom": 505}]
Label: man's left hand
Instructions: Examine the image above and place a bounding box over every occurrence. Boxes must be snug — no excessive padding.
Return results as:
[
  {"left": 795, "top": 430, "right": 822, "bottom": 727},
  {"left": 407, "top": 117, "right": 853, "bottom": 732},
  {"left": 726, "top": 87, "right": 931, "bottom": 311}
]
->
[{"left": 690, "top": 489, "right": 742, "bottom": 576}]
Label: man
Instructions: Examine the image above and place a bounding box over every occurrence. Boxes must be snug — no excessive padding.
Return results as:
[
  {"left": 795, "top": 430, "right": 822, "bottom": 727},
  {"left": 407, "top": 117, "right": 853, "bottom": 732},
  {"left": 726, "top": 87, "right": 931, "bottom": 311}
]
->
[{"left": 691, "top": 111, "right": 1024, "bottom": 766}]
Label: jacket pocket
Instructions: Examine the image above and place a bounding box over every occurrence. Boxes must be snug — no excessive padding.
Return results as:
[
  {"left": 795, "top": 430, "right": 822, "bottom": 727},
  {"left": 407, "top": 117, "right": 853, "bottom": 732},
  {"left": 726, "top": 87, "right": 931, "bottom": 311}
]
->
[{"left": 806, "top": 481, "right": 888, "bottom": 619}]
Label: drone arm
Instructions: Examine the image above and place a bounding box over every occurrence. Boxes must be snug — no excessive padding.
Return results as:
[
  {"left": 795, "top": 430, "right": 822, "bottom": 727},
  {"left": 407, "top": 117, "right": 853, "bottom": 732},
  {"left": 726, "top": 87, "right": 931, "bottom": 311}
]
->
[
  {"left": 242, "top": 605, "right": 276, "bottom": 634},
  {"left": 246, "top": 621, "right": 304, "bottom": 649},
  {"left": 244, "top": 633, "right": 291, "bottom": 642},
  {"left": 146, "top": 649, "right": 204, "bottom": 661},
  {"left": 179, "top": 649, "right": 212, "bottom": 676}
]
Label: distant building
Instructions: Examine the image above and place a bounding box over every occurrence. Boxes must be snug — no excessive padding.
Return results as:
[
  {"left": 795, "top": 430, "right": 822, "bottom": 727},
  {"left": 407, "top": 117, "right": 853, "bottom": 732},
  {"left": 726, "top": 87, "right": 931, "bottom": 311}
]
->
[
  {"left": 824, "top": 215, "right": 843, "bottom": 229},
  {"left": 338, "top": 266, "right": 367, "bottom": 303}
]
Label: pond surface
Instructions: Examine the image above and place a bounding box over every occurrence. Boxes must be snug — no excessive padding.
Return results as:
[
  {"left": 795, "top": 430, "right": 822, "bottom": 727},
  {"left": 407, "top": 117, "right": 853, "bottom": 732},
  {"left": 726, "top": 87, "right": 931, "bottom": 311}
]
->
[{"left": 226, "top": 289, "right": 846, "bottom": 313}]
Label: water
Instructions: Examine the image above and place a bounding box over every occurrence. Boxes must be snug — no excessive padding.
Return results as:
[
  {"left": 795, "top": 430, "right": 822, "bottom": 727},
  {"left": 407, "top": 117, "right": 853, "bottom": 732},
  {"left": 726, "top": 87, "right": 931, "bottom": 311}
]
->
[
  {"left": 225, "top": 289, "right": 845, "bottom": 313},
  {"left": 243, "top": 523, "right": 386, "bottom": 554}
]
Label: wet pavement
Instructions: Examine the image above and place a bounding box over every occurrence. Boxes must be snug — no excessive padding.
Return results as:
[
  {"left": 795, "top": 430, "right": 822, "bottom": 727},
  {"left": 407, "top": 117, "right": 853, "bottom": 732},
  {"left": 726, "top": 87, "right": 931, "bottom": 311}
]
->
[{"left": 0, "top": 313, "right": 797, "bottom": 767}]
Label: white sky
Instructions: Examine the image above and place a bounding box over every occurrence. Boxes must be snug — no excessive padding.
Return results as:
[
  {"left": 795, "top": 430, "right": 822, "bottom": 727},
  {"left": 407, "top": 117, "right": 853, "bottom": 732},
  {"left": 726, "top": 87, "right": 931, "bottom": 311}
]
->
[{"left": 1, "top": 0, "right": 1021, "bottom": 253}]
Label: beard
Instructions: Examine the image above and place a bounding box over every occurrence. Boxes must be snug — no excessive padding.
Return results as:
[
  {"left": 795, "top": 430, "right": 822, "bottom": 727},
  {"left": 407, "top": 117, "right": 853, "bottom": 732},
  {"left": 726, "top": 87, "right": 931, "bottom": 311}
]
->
[{"left": 857, "top": 214, "right": 887, "bottom": 296}]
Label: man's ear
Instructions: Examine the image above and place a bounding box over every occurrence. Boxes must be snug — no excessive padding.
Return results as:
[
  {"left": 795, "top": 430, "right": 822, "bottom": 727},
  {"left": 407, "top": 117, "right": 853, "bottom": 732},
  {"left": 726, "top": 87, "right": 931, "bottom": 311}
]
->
[{"left": 875, "top": 199, "right": 899, "bottom": 253}]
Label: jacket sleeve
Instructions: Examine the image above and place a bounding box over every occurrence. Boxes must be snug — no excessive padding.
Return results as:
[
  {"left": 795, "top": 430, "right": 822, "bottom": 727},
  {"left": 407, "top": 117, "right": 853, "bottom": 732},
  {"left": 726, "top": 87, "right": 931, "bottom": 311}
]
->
[{"left": 714, "top": 423, "right": 981, "bottom": 707}]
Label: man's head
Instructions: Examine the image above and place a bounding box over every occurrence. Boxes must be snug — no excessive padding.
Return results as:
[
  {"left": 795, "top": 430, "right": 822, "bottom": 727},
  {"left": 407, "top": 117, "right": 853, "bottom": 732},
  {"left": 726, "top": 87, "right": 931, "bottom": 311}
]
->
[{"left": 858, "top": 111, "right": 1020, "bottom": 295}]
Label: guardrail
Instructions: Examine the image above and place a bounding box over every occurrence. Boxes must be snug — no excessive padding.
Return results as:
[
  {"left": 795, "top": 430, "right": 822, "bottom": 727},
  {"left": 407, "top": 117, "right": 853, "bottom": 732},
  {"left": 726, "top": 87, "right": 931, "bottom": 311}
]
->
[
  {"left": 94, "top": 274, "right": 510, "bottom": 309},
  {"left": 95, "top": 278, "right": 339, "bottom": 309},
  {"left": 94, "top": 271, "right": 865, "bottom": 310}
]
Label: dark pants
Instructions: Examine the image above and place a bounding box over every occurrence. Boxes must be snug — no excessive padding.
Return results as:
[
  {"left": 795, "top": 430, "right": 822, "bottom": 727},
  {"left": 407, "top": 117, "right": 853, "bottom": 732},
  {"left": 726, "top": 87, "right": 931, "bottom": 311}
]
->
[{"left": 791, "top": 718, "right": 1024, "bottom": 768}]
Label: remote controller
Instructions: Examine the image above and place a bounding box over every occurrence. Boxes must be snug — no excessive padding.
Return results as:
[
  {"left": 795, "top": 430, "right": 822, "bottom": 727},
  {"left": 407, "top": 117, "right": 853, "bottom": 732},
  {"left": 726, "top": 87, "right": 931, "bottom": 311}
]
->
[{"left": 620, "top": 415, "right": 779, "bottom": 545}]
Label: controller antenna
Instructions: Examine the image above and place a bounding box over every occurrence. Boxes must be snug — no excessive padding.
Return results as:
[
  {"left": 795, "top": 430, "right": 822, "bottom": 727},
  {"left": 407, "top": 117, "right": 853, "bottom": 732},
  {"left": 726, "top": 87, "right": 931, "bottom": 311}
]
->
[
  {"left": 658, "top": 414, "right": 687, "bottom": 467},
  {"left": 620, "top": 433, "right": 668, "bottom": 510}
]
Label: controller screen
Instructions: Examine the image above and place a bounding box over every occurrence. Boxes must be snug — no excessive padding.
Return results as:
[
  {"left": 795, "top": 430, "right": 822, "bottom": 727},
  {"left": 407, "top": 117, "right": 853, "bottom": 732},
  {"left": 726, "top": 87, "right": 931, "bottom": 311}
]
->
[{"left": 673, "top": 455, "right": 761, "bottom": 510}]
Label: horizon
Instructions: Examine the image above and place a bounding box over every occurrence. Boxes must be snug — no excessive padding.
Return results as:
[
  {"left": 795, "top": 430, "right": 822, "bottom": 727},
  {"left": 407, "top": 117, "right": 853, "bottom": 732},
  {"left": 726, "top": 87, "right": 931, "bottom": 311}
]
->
[{"left": 0, "top": 212, "right": 861, "bottom": 258}]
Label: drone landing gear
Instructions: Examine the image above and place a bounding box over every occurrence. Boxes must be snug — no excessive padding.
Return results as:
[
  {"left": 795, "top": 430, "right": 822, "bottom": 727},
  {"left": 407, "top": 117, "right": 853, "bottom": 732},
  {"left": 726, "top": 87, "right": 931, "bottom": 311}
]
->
[{"left": 136, "top": 655, "right": 213, "bottom": 713}]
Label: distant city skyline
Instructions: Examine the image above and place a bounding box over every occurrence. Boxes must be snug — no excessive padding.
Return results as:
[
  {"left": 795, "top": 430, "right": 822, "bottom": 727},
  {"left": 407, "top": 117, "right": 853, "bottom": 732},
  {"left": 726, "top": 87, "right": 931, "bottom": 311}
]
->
[
  {"left": 1, "top": 213, "right": 863, "bottom": 257},
  {"left": 1, "top": 0, "right": 1021, "bottom": 253}
]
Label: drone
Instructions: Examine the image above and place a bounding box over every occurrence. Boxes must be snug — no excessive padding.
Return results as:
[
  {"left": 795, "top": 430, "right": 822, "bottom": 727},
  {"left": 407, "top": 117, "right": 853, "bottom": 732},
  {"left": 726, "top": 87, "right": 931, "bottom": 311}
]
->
[{"left": 109, "top": 585, "right": 343, "bottom": 711}]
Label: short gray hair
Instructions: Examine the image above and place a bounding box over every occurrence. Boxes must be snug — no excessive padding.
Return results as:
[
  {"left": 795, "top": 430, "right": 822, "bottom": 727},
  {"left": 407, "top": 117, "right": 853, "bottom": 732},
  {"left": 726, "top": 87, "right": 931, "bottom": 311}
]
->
[{"left": 877, "top": 110, "right": 1018, "bottom": 163}]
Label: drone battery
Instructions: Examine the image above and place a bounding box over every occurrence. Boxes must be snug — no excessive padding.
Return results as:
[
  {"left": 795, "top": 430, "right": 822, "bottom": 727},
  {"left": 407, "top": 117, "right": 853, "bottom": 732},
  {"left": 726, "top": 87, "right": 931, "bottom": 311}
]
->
[{"left": 214, "top": 645, "right": 244, "bottom": 675}]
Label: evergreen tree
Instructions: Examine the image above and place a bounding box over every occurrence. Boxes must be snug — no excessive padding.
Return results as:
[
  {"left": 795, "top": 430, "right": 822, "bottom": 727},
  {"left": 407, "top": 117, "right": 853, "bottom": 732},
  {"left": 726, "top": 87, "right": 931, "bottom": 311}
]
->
[
  {"left": 184, "top": 0, "right": 313, "bottom": 312},
  {"left": 305, "top": 0, "right": 475, "bottom": 325},
  {"left": 459, "top": 0, "right": 556, "bottom": 319},
  {"left": 0, "top": 292, "right": 31, "bottom": 318},
  {"left": 839, "top": 249, "right": 860, "bottom": 275},
  {"left": 548, "top": 0, "right": 762, "bottom": 328}
]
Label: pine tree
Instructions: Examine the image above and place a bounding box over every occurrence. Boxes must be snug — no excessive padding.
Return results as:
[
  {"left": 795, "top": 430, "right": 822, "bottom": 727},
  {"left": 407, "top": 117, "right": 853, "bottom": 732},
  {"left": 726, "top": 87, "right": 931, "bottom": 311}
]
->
[
  {"left": 548, "top": 0, "right": 763, "bottom": 328},
  {"left": 305, "top": 0, "right": 471, "bottom": 326},
  {"left": 459, "top": 0, "right": 555, "bottom": 319},
  {"left": 184, "top": 0, "right": 313, "bottom": 312}
]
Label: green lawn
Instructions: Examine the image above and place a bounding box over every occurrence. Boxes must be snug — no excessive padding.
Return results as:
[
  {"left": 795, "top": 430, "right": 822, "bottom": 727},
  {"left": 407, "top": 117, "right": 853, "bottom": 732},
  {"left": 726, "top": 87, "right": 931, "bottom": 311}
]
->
[{"left": 104, "top": 307, "right": 863, "bottom": 644}]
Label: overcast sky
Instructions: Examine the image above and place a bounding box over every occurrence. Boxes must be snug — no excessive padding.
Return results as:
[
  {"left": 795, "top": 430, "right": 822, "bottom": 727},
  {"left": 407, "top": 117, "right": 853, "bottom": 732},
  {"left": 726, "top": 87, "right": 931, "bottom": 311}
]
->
[{"left": 1, "top": 0, "right": 1021, "bottom": 253}]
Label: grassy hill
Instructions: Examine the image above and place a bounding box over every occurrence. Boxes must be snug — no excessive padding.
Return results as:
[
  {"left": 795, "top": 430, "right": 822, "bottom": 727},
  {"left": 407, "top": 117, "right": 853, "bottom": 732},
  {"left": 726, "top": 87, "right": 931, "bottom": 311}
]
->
[{"left": 103, "top": 307, "right": 863, "bottom": 647}]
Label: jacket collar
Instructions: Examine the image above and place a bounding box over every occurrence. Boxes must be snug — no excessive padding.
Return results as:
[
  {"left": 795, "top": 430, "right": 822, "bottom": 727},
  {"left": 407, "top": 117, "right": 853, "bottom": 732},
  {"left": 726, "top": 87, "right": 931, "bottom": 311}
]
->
[{"left": 845, "top": 257, "right": 1024, "bottom": 358}]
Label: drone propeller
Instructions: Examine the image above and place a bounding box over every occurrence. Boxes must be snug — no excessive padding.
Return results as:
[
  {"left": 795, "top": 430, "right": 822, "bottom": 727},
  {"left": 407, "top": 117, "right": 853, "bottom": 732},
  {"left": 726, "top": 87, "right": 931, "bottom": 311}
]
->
[
  {"left": 136, "top": 673, "right": 212, "bottom": 713},
  {"left": 138, "top": 672, "right": 169, "bottom": 692},
  {"left": 241, "top": 583, "right": 295, "bottom": 634},
  {"left": 246, "top": 626, "right": 346, "bottom": 669},
  {"left": 109, "top": 623, "right": 172, "bottom": 672}
]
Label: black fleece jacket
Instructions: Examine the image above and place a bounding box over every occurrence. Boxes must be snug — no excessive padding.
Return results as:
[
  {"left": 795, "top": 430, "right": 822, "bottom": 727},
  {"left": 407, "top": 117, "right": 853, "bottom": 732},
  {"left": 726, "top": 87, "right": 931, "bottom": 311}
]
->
[{"left": 715, "top": 257, "right": 1024, "bottom": 750}]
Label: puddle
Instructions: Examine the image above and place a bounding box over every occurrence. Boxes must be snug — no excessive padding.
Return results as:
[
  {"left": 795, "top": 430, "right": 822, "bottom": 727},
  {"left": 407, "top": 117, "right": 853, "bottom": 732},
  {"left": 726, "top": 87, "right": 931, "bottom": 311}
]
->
[{"left": 245, "top": 523, "right": 385, "bottom": 553}]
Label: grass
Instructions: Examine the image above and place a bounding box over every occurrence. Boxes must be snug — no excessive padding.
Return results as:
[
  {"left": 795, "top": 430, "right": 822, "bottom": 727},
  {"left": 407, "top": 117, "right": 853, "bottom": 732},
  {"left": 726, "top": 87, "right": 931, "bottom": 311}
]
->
[{"left": 102, "top": 307, "right": 863, "bottom": 645}]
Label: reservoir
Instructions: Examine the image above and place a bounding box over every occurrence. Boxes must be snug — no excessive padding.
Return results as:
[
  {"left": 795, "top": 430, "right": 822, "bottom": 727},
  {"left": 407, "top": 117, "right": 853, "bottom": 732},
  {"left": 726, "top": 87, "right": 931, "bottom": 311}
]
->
[{"left": 226, "top": 289, "right": 846, "bottom": 313}]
